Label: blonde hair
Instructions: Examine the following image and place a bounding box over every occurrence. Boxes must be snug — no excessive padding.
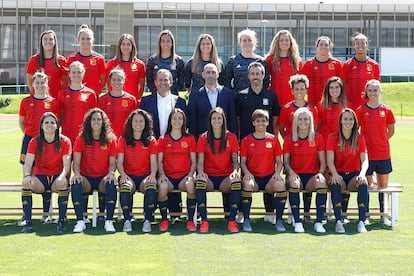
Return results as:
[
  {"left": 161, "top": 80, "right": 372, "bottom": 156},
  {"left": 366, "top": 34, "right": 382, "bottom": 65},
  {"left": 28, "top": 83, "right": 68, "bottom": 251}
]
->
[
  {"left": 289, "top": 74, "right": 309, "bottom": 89},
  {"left": 77, "top": 24, "right": 94, "bottom": 43},
  {"left": 237, "top": 29, "right": 257, "bottom": 52},
  {"left": 266, "top": 30, "right": 301, "bottom": 72},
  {"left": 292, "top": 107, "right": 315, "bottom": 142},
  {"left": 363, "top": 79, "right": 382, "bottom": 100}
]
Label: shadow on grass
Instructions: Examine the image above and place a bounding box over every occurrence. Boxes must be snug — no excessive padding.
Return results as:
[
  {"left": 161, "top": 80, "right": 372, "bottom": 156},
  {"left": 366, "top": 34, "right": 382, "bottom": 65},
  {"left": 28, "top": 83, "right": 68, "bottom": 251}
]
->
[{"left": 0, "top": 218, "right": 393, "bottom": 237}]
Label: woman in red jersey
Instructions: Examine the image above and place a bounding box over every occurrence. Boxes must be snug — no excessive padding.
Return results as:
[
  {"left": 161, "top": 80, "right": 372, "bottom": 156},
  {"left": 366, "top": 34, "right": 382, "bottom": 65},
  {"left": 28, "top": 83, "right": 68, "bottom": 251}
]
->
[
  {"left": 98, "top": 68, "right": 137, "bottom": 138},
  {"left": 327, "top": 108, "right": 369, "bottom": 233},
  {"left": 19, "top": 71, "right": 59, "bottom": 225},
  {"left": 21, "top": 112, "right": 71, "bottom": 233},
  {"left": 71, "top": 108, "right": 118, "bottom": 233},
  {"left": 195, "top": 107, "right": 241, "bottom": 233},
  {"left": 340, "top": 33, "right": 380, "bottom": 109},
  {"left": 300, "top": 36, "right": 342, "bottom": 105},
  {"left": 117, "top": 109, "right": 158, "bottom": 233},
  {"left": 240, "top": 109, "right": 286, "bottom": 232},
  {"left": 57, "top": 61, "right": 96, "bottom": 145},
  {"left": 266, "top": 30, "right": 302, "bottom": 107},
  {"left": 26, "top": 30, "right": 67, "bottom": 98},
  {"left": 357, "top": 80, "right": 395, "bottom": 225},
  {"left": 157, "top": 108, "right": 197, "bottom": 232},
  {"left": 66, "top": 24, "right": 106, "bottom": 96},
  {"left": 106, "top": 33, "right": 146, "bottom": 103},
  {"left": 283, "top": 107, "right": 327, "bottom": 233}
]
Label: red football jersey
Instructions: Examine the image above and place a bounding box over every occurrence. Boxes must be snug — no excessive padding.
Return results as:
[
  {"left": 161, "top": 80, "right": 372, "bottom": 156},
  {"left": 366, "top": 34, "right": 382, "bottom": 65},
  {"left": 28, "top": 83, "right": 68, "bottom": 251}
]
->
[
  {"left": 340, "top": 57, "right": 380, "bottom": 109},
  {"left": 73, "top": 136, "right": 117, "bottom": 177},
  {"left": 97, "top": 92, "right": 137, "bottom": 138},
  {"left": 26, "top": 54, "right": 67, "bottom": 98},
  {"left": 300, "top": 57, "right": 342, "bottom": 105},
  {"left": 158, "top": 134, "right": 196, "bottom": 179},
  {"left": 317, "top": 102, "right": 346, "bottom": 140},
  {"left": 66, "top": 52, "right": 106, "bottom": 95},
  {"left": 57, "top": 86, "right": 97, "bottom": 144},
  {"left": 357, "top": 104, "right": 395, "bottom": 160},
  {"left": 19, "top": 95, "right": 59, "bottom": 137},
  {"left": 240, "top": 133, "right": 282, "bottom": 177},
  {"left": 27, "top": 135, "right": 72, "bottom": 175},
  {"left": 279, "top": 101, "right": 319, "bottom": 137},
  {"left": 266, "top": 55, "right": 302, "bottom": 107},
  {"left": 196, "top": 131, "right": 239, "bottom": 176},
  {"left": 283, "top": 133, "right": 325, "bottom": 174},
  {"left": 117, "top": 136, "right": 158, "bottom": 176},
  {"left": 326, "top": 132, "right": 367, "bottom": 173},
  {"left": 106, "top": 58, "right": 146, "bottom": 100}
]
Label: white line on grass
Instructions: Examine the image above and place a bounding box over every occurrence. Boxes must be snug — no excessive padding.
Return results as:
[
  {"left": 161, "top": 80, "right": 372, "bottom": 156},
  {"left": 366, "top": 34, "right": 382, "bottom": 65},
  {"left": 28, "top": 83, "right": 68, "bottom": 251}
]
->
[{"left": 0, "top": 128, "right": 19, "bottom": 133}]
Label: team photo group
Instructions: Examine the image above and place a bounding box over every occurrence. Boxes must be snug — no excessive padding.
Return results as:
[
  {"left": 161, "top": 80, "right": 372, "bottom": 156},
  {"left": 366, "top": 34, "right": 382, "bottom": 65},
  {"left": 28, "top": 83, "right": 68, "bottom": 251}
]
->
[{"left": 18, "top": 24, "right": 395, "bottom": 235}]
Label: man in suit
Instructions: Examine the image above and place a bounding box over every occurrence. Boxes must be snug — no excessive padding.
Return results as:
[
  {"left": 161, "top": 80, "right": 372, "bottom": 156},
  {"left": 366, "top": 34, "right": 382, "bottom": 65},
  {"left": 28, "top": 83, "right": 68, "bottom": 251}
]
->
[
  {"left": 140, "top": 69, "right": 187, "bottom": 223},
  {"left": 188, "top": 63, "right": 237, "bottom": 138},
  {"left": 188, "top": 63, "right": 237, "bottom": 220}
]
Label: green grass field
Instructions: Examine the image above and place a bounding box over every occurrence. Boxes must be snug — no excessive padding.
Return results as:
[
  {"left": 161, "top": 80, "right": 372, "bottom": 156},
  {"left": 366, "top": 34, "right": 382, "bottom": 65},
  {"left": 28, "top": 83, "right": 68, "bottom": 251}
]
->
[{"left": 1, "top": 85, "right": 414, "bottom": 274}]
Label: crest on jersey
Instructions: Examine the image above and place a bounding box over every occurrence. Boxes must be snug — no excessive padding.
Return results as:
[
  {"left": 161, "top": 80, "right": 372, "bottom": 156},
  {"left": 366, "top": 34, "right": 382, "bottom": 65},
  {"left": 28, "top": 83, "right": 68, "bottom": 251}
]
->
[
  {"left": 265, "top": 141, "right": 273, "bottom": 148},
  {"left": 122, "top": 100, "right": 128, "bottom": 107},
  {"left": 367, "top": 64, "right": 372, "bottom": 71},
  {"left": 328, "top": 63, "right": 335, "bottom": 70},
  {"left": 44, "top": 102, "right": 51, "bottom": 109},
  {"left": 379, "top": 110, "right": 386, "bottom": 117},
  {"left": 181, "top": 141, "right": 188, "bottom": 148},
  {"left": 131, "top": 63, "right": 137, "bottom": 70},
  {"left": 309, "top": 141, "right": 316, "bottom": 147},
  {"left": 90, "top": 59, "right": 96, "bottom": 66}
]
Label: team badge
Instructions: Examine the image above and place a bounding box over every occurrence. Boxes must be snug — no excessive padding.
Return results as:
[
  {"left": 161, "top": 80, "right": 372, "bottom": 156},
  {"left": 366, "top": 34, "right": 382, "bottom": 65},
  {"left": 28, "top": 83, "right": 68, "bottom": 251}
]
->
[
  {"left": 365, "top": 112, "right": 370, "bottom": 117},
  {"left": 328, "top": 63, "right": 335, "bottom": 70},
  {"left": 166, "top": 143, "right": 172, "bottom": 148},
  {"left": 81, "top": 93, "right": 89, "bottom": 101},
  {"left": 226, "top": 141, "right": 230, "bottom": 147},
  {"left": 66, "top": 94, "right": 70, "bottom": 98},
  {"left": 262, "top": 98, "right": 269, "bottom": 105},
  {"left": 29, "top": 103, "right": 34, "bottom": 107},
  {"left": 309, "top": 141, "right": 316, "bottom": 147},
  {"left": 313, "top": 66, "right": 318, "bottom": 71},
  {"left": 44, "top": 102, "right": 51, "bottom": 109},
  {"left": 101, "top": 145, "right": 107, "bottom": 150},
  {"left": 131, "top": 63, "right": 137, "bottom": 70},
  {"left": 171, "top": 64, "right": 176, "bottom": 70},
  {"left": 293, "top": 142, "right": 299, "bottom": 147},
  {"left": 367, "top": 64, "right": 372, "bottom": 71},
  {"left": 249, "top": 143, "right": 255, "bottom": 147},
  {"left": 122, "top": 100, "right": 128, "bottom": 107},
  {"left": 90, "top": 59, "right": 96, "bottom": 66},
  {"left": 379, "top": 110, "right": 386, "bottom": 117},
  {"left": 265, "top": 142, "right": 272, "bottom": 148},
  {"left": 181, "top": 141, "right": 188, "bottom": 148},
  {"left": 352, "top": 65, "right": 357, "bottom": 70}
]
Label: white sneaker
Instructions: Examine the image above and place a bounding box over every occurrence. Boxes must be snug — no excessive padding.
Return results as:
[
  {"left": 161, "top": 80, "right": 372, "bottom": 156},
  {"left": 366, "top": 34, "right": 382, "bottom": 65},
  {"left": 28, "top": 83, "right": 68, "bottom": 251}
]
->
[
  {"left": 104, "top": 220, "right": 116, "bottom": 233},
  {"left": 264, "top": 215, "right": 276, "bottom": 224},
  {"left": 335, "top": 220, "right": 345, "bottom": 233},
  {"left": 382, "top": 217, "right": 392, "bottom": 226},
  {"left": 73, "top": 220, "right": 86, "bottom": 233},
  {"left": 357, "top": 221, "right": 368, "bottom": 233},
  {"left": 314, "top": 222, "right": 326, "bottom": 233},
  {"left": 142, "top": 219, "right": 151, "bottom": 233},
  {"left": 123, "top": 220, "right": 132, "bottom": 232},
  {"left": 83, "top": 217, "right": 91, "bottom": 224},
  {"left": 236, "top": 213, "right": 244, "bottom": 224},
  {"left": 294, "top": 222, "right": 305, "bottom": 233},
  {"left": 41, "top": 215, "right": 53, "bottom": 224},
  {"left": 364, "top": 218, "right": 370, "bottom": 225}
]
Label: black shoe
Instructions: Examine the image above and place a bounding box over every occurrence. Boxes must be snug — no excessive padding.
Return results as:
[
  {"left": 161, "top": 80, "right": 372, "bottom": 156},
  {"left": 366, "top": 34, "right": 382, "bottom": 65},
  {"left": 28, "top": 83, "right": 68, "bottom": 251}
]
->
[
  {"left": 57, "top": 221, "right": 66, "bottom": 233},
  {"left": 22, "top": 222, "right": 34, "bottom": 233}
]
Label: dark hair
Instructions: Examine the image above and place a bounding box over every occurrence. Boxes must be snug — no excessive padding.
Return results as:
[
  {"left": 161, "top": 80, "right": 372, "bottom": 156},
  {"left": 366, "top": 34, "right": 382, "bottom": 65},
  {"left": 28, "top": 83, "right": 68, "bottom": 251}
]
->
[
  {"left": 207, "top": 107, "right": 227, "bottom": 154},
  {"left": 115, "top": 33, "right": 137, "bottom": 62},
  {"left": 123, "top": 109, "right": 155, "bottom": 147},
  {"left": 338, "top": 108, "right": 359, "bottom": 152},
  {"left": 79, "top": 108, "right": 115, "bottom": 146},
  {"left": 37, "top": 30, "right": 60, "bottom": 68},
  {"left": 252, "top": 109, "right": 269, "bottom": 121},
  {"left": 166, "top": 108, "right": 189, "bottom": 136},
  {"left": 36, "top": 112, "right": 61, "bottom": 156},
  {"left": 156, "top": 29, "right": 177, "bottom": 65},
  {"left": 321, "top": 76, "right": 347, "bottom": 109}
]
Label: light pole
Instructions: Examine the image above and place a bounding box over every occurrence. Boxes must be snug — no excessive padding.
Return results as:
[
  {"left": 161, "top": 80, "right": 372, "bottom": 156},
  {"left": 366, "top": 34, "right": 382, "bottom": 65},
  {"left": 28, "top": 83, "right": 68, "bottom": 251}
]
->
[{"left": 262, "top": 20, "right": 268, "bottom": 56}]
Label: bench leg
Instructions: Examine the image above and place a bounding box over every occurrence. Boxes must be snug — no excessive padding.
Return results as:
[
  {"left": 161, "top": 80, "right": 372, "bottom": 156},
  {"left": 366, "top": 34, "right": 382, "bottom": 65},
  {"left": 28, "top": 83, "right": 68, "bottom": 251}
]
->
[
  {"left": 92, "top": 190, "right": 98, "bottom": 228},
  {"left": 391, "top": 192, "right": 399, "bottom": 228}
]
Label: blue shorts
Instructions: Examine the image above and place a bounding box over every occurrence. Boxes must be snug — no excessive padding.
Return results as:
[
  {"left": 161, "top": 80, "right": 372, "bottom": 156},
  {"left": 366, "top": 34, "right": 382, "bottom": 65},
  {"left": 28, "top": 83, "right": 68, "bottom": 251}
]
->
[
  {"left": 209, "top": 175, "right": 227, "bottom": 191},
  {"left": 338, "top": 171, "right": 359, "bottom": 187},
  {"left": 167, "top": 175, "right": 186, "bottom": 190},
  {"left": 84, "top": 175, "right": 105, "bottom": 194},
  {"left": 298, "top": 173, "right": 315, "bottom": 190},
  {"left": 129, "top": 174, "right": 150, "bottom": 190},
  {"left": 254, "top": 174, "right": 273, "bottom": 191},
  {"left": 20, "top": 134, "right": 33, "bottom": 164},
  {"left": 35, "top": 174, "right": 60, "bottom": 191},
  {"left": 366, "top": 159, "right": 393, "bottom": 175}
]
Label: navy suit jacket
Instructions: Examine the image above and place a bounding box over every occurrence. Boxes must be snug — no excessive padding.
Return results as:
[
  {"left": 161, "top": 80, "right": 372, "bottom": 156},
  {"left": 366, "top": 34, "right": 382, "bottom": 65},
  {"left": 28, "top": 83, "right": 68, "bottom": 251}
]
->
[
  {"left": 188, "top": 85, "right": 237, "bottom": 138},
  {"left": 140, "top": 93, "right": 187, "bottom": 138}
]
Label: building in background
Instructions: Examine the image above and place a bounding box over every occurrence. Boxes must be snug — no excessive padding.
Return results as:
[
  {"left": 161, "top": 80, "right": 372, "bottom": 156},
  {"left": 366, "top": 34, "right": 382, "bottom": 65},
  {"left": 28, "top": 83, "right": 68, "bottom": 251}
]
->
[{"left": 1, "top": 0, "right": 413, "bottom": 86}]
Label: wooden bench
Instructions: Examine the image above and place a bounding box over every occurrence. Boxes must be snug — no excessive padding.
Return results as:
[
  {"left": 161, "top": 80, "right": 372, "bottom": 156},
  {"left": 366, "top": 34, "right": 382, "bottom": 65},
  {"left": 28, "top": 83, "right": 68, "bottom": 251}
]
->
[{"left": 0, "top": 182, "right": 403, "bottom": 228}]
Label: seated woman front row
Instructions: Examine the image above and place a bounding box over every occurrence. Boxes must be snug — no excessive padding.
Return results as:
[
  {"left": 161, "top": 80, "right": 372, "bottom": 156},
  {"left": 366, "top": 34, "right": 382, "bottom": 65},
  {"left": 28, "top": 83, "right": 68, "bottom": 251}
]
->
[{"left": 20, "top": 107, "right": 368, "bottom": 234}]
